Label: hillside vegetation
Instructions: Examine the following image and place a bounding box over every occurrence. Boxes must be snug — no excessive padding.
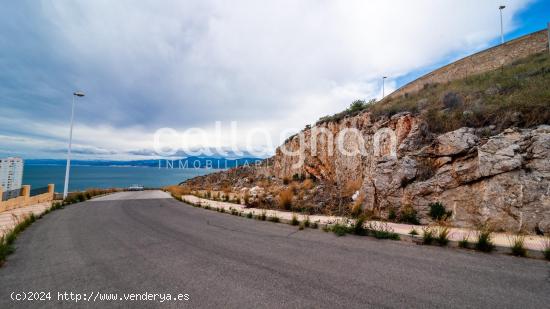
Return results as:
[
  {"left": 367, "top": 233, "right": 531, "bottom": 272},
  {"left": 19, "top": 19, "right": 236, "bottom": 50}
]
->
[{"left": 318, "top": 52, "right": 550, "bottom": 134}]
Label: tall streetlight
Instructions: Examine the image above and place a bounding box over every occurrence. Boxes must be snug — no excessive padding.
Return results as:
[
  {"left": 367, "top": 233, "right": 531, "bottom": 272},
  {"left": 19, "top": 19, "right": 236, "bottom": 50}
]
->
[
  {"left": 499, "top": 5, "right": 506, "bottom": 44},
  {"left": 382, "top": 76, "right": 387, "bottom": 98},
  {"left": 63, "top": 91, "right": 85, "bottom": 199}
]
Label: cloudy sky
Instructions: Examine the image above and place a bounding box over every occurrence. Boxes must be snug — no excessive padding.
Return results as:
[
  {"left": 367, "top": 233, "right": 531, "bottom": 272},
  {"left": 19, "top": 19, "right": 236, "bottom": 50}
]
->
[{"left": 1, "top": 0, "right": 548, "bottom": 159}]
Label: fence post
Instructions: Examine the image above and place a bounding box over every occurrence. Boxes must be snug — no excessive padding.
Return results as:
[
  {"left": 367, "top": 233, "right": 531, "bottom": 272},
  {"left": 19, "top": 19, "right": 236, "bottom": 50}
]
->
[
  {"left": 47, "top": 184, "right": 55, "bottom": 201},
  {"left": 21, "top": 185, "right": 31, "bottom": 204}
]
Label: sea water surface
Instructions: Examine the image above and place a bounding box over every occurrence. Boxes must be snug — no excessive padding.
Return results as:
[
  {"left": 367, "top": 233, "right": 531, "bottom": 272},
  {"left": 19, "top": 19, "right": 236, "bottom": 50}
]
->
[{"left": 23, "top": 165, "right": 216, "bottom": 191}]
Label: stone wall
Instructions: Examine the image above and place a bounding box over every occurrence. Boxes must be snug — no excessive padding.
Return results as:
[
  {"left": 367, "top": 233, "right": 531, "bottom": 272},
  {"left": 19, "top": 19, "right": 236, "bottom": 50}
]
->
[
  {"left": 386, "top": 28, "right": 549, "bottom": 100},
  {"left": 0, "top": 184, "right": 55, "bottom": 212}
]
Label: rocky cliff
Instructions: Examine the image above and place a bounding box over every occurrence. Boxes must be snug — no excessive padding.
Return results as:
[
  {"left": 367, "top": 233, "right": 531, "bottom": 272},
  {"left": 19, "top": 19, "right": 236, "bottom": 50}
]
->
[{"left": 181, "top": 51, "right": 550, "bottom": 234}]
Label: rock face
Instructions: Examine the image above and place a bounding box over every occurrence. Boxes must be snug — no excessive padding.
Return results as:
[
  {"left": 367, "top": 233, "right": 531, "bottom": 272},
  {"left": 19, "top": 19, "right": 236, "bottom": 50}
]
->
[{"left": 183, "top": 112, "right": 550, "bottom": 234}]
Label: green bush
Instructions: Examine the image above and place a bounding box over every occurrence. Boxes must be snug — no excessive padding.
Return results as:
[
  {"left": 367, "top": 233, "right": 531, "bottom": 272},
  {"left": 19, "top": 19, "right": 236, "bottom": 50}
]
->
[
  {"left": 509, "top": 235, "right": 527, "bottom": 257},
  {"left": 246, "top": 212, "right": 253, "bottom": 219},
  {"left": 304, "top": 216, "right": 311, "bottom": 228},
  {"left": 475, "top": 230, "right": 495, "bottom": 253},
  {"left": 388, "top": 208, "right": 397, "bottom": 221},
  {"left": 436, "top": 227, "right": 450, "bottom": 246},
  {"left": 366, "top": 222, "right": 400, "bottom": 240},
  {"left": 422, "top": 227, "right": 435, "bottom": 245},
  {"left": 428, "top": 202, "right": 452, "bottom": 221},
  {"left": 291, "top": 214, "right": 300, "bottom": 226},
  {"left": 398, "top": 205, "right": 420, "bottom": 225},
  {"left": 258, "top": 211, "right": 267, "bottom": 221},
  {"left": 542, "top": 237, "right": 550, "bottom": 261},
  {"left": 352, "top": 216, "right": 368, "bottom": 236},
  {"left": 268, "top": 215, "right": 280, "bottom": 223},
  {"left": 458, "top": 234, "right": 470, "bottom": 248},
  {"left": 331, "top": 223, "right": 351, "bottom": 237},
  {"left": 1, "top": 214, "right": 39, "bottom": 266}
]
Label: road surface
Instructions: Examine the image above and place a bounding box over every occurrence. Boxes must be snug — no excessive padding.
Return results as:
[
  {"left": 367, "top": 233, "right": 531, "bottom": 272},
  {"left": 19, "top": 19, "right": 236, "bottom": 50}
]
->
[{"left": 1, "top": 191, "right": 549, "bottom": 308}]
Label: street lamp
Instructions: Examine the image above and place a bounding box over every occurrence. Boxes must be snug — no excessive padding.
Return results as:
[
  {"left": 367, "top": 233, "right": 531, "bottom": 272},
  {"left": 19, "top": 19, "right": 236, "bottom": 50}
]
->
[
  {"left": 63, "top": 91, "right": 85, "bottom": 199},
  {"left": 499, "top": 5, "right": 506, "bottom": 44},
  {"left": 382, "top": 76, "right": 387, "bottom": 98}
]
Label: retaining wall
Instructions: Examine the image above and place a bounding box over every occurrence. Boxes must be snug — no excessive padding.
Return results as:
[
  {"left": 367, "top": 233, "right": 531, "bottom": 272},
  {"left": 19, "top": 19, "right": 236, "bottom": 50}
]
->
[
  {"left": 0, "top": 184, "right": 55, "bottom": 212},
  {"left": 386, "top": 27, "right": 550, "bottom": 100}
]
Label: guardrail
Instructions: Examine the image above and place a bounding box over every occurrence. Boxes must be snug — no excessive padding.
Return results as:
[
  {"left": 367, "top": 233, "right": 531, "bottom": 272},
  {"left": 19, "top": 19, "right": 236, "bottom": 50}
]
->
[
  {"left": 30, "top": 186, "right": 49, "bottom": 197},
  {"left": 1, "top": 189, "right": 21, "bottom": 201},
  {"left": 0, "top": 184, "right": 55, "bottom": 212}
]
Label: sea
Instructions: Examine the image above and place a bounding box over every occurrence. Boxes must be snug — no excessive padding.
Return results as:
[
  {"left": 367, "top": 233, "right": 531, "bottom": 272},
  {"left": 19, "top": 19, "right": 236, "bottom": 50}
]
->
[{"left": 22, "top": 165, "right": 216, "bottom": 192}]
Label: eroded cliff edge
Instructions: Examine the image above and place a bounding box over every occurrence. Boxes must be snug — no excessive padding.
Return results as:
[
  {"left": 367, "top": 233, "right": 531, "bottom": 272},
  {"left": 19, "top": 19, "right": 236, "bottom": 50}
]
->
[{"left": 180, "top": 48, "right": 550, "bottom": 234}]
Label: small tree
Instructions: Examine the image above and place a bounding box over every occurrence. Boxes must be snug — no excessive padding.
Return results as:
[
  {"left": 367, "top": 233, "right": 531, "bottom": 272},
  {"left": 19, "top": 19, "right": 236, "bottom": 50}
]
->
[{"left": 347, "top": 100, "right": 366, "bottom": 113}]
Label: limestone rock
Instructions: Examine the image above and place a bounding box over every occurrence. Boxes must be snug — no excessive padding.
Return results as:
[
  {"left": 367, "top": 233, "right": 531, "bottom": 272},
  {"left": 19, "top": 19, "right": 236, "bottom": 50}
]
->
[{"left": 435, "top": 127, "right": 478, "bottom": 156}]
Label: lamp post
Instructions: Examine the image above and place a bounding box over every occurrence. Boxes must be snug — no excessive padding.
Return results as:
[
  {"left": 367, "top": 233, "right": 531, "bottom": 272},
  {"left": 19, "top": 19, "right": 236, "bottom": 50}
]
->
[
  {"left": 382, "top": 76, "right": 387, "bottom": 98},
  {"left": 499, "top": 5, "right": 506, "bottom": 44},
  {"left": 63, "top": 91, "right": 85, "bottom": 199}
]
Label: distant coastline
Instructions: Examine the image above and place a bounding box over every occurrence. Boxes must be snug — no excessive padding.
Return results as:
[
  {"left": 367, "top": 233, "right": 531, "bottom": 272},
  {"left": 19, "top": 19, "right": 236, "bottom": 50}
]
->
[{"left": 24, "top": 156, "right": 263, "bottom": 169}]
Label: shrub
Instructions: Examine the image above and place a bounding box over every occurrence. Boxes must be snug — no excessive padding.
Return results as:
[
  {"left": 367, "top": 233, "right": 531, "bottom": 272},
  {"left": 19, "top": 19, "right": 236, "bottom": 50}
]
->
[
  {"left": 428, "top": 202, "right": 452, "bottom": 221},
  {"left": 282, "top": 177, "right": 290, "bottom": 185},
  {"left": 436, "top": 227, "right": 450, "bottom": 246},
  {"left": 291, "top": 214, "right": 299, "bottom": 226},
  {"left": 398, "top": 205, "right": 420, "bottom": 225},
  {"left": 1, "top": 214, "right": 39, "bottom": 266},
  {"left": 422, "top": 227, "right": 435, "bottom": 245},
  {"left": 367, "top": 222, "right": 400, "bottom": 240},
  {"left": 311, "top": 222, "right": 319, "bottom": 229},
  {"left": 268, "top": 215, "right": 280, "bottom": 223},
  {"left": 409, "top": 228, "right": 418, "bottom": 236},
  {"left": 348, "top": 100, "right": 367, "bottom": 113},
  {"left": 258, "top": 211, "right": 267, "bottom": 221},
  {"left": 352, "top": 216, "right": 368, "bottom": 236},
  {"left": 278, "top": 188, "right": 294, "bottom": 210},
  {"left": 475, "top": 230, "right": 495, "bottom": 253},
  {"left": 304, "top": 216, "right": 311, "bottom": 228},
  {"left": 246, "top": 212, "right": 253, "bottom": 219},
  {"left": 342, "top": 179, "right": 362, "bottom": 198},
  {"left": 298, "top": 222, "right": 305, "bottom": 230},
  {"left": 509, "top": 235, "right": 527, "bottom": 257},
  {"left": 388, "top": 208, "right": 397, "bottom": 221},
  {"left": 458, "top": 234, "right": 470, "bottom": 248},
  {"left": 331, "top": 223, "right": 351, "bottom": 237},
  {"left": 302, "top": 179, "right": 314, "bottom": 190},
  {"left": 441, "top": 91, "right": 462, "bottom": 109},
  {"left": 542, "top": 236, "right": 550, "bottom": 261}
]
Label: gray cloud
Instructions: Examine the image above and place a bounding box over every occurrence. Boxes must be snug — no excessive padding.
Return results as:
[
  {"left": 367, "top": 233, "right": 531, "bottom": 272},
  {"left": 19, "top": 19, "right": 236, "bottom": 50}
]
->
[{"left": 0, "top": 0, "right": 533, "bottom": 158}]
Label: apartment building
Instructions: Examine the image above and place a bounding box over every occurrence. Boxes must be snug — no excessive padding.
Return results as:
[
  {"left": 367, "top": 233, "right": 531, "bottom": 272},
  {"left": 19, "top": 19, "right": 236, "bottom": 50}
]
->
[{"left": 0, "top": 157, "right": 24, "bottom": 192}]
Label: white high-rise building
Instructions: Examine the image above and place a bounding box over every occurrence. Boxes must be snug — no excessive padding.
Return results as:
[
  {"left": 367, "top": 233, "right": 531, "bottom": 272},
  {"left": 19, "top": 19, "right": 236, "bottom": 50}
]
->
[{"left": 0, "top": 157, "right": 24, "bottom": 192}]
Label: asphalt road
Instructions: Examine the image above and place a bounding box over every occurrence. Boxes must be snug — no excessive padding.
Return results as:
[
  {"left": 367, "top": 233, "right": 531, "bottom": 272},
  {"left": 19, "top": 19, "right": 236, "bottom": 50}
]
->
[{"left": 1, "top": 191, "right": 549, "bottom": 308}]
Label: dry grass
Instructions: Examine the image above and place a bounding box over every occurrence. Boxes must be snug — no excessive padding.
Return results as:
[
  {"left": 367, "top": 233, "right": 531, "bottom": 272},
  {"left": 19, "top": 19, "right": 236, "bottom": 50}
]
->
[
  {"left": 350, "top": 192, "right": 365, "bottom": 217},
  {"left": 278, "top": 188, "right": 294, "bottom": 210},
  {"left": 302, "top": 179, "right": 314, "bottom": 190},
  {"left": 341, "top": 178, "right": 362, "bottom": 198},
  {"left": 365, "top": 52, "right": 550, "bottom": 134},
  {"left": 508, "top": 235, "right": 527, "bottom": 257},
  {"left": 164, "top": 185, "right": 191, "bottom": 198}
]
